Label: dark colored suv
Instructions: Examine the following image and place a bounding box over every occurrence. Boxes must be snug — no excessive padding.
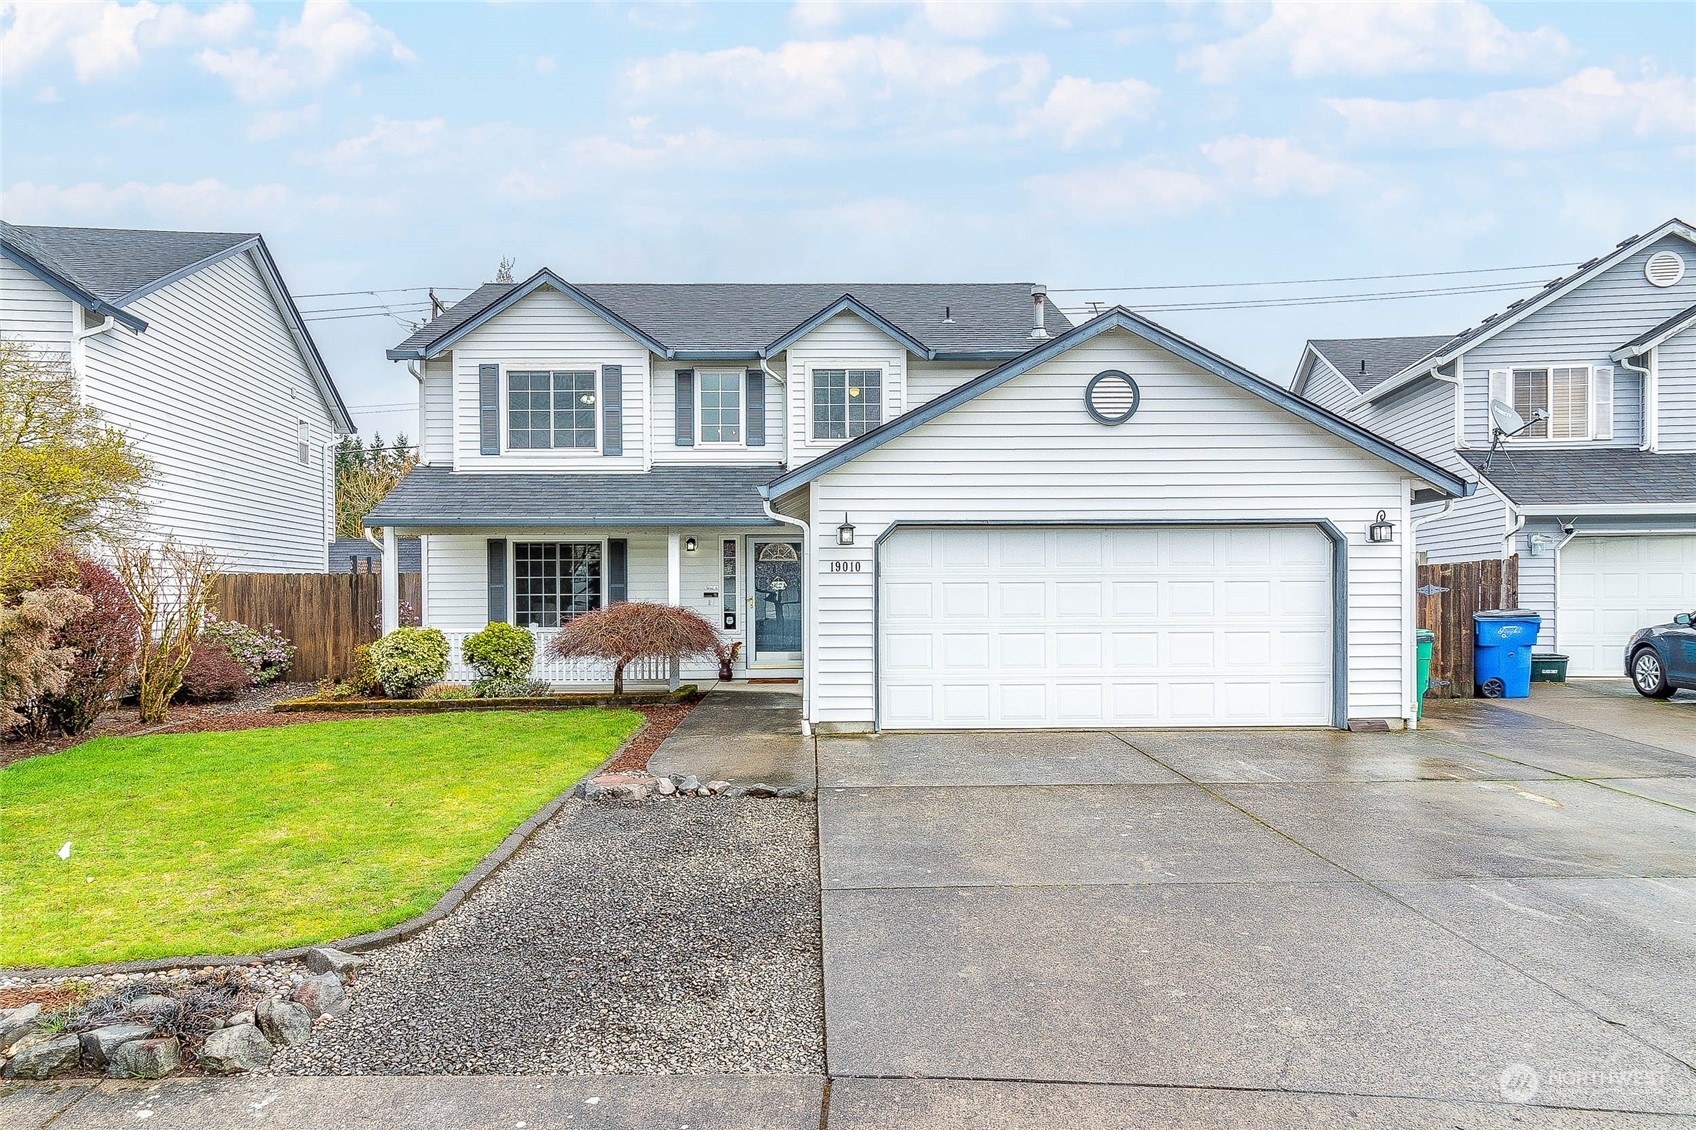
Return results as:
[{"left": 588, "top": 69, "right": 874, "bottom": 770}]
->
[{"left": 1629, "top": 613, "right": 1696, "bottom": 698}]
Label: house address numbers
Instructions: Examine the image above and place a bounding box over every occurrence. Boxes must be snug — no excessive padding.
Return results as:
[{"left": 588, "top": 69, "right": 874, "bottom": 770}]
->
[{"left": 829, "top": 559, "right": 863, "bottom": 573}]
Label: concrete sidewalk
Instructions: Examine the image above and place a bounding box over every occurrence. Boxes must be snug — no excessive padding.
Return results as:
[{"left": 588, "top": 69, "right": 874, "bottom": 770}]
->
[{"left": 647, "top": 688, "right": 815, "bottom": 787}]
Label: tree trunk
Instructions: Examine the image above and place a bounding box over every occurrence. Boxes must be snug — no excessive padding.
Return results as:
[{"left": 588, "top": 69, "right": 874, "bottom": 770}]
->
[{"left": 613, "top": 660, "right": 625, "bottom": 697}]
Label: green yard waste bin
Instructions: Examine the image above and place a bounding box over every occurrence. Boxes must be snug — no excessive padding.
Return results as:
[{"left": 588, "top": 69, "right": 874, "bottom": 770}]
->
[{"left": 1415, "top": 629, "right": 1435, "bottom": 718}]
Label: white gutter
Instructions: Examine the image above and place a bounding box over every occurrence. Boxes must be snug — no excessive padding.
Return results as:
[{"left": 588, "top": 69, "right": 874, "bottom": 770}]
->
[
  {"left": 760, "top": 357, "right": 788, "bottom": 469},
  {"left": 1618, "top": 351, "right": 1653, "bottom": 451},
  {"left": 761, "top": 494, "right": 813, "bottom": 736},
  {"left": 1411, "top": 499, "right": 1454, "bottom": 531}
]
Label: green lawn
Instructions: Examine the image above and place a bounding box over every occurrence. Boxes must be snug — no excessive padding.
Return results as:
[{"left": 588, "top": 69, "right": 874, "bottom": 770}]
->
[{"left": 1, "top": 710, "right": 642, "bottom": 968}]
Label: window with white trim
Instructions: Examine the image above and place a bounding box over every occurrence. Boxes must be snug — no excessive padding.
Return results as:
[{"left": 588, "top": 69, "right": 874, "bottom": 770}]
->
[
  {"left": 699, "top": 370, "right": 742, "bottom": 444},
  {"left": 812, "top": 367, "right": 882, "bottom": 440},
  {"left": 296, "top": 420, "right": 310, "bottom": 465},
  {"left": 508, "top": 370, "right": 597, "bottom": 450},
  {"left": 1511, "top": 365, "right": 1590, "bottom": 440},
  {"left": 513, "top": 542, "right": 602, "bottom": 627}
]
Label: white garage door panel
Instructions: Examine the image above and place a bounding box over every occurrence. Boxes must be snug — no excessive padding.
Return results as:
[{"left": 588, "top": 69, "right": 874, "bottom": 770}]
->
[
  {"left": 1559, "top": 535, "right": 1696, "bottom": 677},
  {"left": 879, "top": 526, "right": 1333, "bottom": 729}
]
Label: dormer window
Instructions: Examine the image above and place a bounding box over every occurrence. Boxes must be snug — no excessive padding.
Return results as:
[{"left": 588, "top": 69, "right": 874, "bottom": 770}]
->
[
  {"left": 812, "top": 367, "right": 883, "bottom": 441},
  {"left": 509, "top": 370, "right": 596, "bottom": 449}
]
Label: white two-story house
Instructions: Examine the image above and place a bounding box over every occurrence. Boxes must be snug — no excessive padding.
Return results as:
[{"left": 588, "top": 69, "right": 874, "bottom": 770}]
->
[
  {"left": 372, "top": 271, "right": 1469, "bottom": 734},
  {"left": 0, "top": 223, "right": 354, "bottom": 572},
  {"left": 1291, "top": 217, "right": 1696, "bottom": 678}
]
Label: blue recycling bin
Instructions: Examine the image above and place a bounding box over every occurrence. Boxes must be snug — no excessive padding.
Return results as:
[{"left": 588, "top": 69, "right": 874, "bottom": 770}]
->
[{"left": 1473, "top": 610, "right": 1542, "bottom": 698}]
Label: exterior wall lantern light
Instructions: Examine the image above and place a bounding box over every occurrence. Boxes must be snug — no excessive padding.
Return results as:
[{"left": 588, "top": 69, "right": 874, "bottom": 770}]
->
[
  {"left": 1368, "top": 510, "right": 1395, "bottom": 544},
  {"left": 837, "top": 515, "right": 855, "bottom": 546},
  {"left": 684, "top": 537, "right": 698, "bottom": 553}
]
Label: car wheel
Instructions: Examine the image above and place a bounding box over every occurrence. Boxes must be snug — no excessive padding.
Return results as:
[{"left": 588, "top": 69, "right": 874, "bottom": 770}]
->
[{"left": 1631, "top": 647, "right": 1675, "bottom": 699}]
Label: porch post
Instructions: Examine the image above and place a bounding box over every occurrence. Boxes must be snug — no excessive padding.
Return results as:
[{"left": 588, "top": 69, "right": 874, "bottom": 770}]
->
[
  {"left": 381, "top": 526, "right": 400, "bottom": 635},
  {"left": 666, "top": 530, "right": 682, "bottom": 690}
]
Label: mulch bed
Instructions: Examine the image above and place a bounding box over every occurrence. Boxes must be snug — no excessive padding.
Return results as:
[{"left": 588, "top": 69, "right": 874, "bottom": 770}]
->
[{"left": 600, "top": 701, "right": 699, "bottom": 774}]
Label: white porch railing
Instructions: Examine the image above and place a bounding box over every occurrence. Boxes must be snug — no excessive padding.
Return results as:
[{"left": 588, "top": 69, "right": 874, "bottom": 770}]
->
[{"left": 442, "top": 629, "right": 673, "bottom": 687}]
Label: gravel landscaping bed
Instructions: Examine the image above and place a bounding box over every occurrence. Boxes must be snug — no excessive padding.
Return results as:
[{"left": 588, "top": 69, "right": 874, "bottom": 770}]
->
[{"left": 266, "top": 796, "right": 822, "bottom": 1076}]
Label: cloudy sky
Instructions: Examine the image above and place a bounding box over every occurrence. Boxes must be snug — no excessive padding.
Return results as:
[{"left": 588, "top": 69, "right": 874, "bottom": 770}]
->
[{"left": 4, "top": 0, "right": 1691, "bottom": 439}]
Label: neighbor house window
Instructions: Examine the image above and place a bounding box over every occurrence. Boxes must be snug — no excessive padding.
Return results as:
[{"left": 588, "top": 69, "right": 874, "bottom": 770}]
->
[
  {"left": 699, "top": 371, "right": 742, "bottom": 444},
  {"left": 513, "top": 542, "right": 602, "bottom": 627},
  {"left": 1511, "top": 366, "right": 1589, "bottom": 440},
  {"left": 296, "top": 420, "right": 310, "bottom": 465},
  {"left": 812, "top": 368, "right": 882, "bottom": 440},
  {"left": 508, "top": 370, "right": 597, "bottom": 450}
]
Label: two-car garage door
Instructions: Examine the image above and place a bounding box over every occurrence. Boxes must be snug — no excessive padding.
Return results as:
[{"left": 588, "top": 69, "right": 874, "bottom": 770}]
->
[{"left": 878, "top": 526, "right": 1335, "bottom": 729}]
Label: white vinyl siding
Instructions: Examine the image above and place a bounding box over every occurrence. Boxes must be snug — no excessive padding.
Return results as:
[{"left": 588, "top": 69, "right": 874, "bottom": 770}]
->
[
  {"left": 1294, "top": 354, "right": 1360, "bottom": 415},
  {"left": 77, "top": 250, "right": 339, "bottom": 572},
  {"left": 1658, "top": 329, "right": 1696, "bottom": 451},
  {"left": 785, "top": 312, "right": 907, "bottom": 466},
  {"left": 907, "top": 360, "right": 990, "bottom": 408},
  {"left": 1413, "top": 482, "right": 1511, "bottom": 565},
  {"left": 420, "top": 358, "right": 454, "bottom": 464},
  {"left": 449, "top": 285, "right": 647, "bottom": 471},
  {"left": 805, "top": 327, "right": 1415, "bottom": 730},
  {"left": 0, "top": 256, "right": 73, "bottom": 349},
  {"left": 649, "top": 364, "right": 780, "bottom": 465},
  {"left": 1459, "top": 233, "right": 1693, "bottom": 449}
]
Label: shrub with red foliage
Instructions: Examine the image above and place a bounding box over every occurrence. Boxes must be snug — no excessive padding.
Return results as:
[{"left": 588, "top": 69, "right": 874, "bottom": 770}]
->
[
  {"left": 548, "top": 602, "right": 720, "bottom": 695},
  {"left": 23, "top": 553, "right": 142, "bottom": 736},
  {"left": 177, "top": 641, "right": 247, "bottom": 702}
]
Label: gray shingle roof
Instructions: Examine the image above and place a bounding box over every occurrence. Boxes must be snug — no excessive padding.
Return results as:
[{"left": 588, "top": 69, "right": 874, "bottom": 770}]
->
[
  {"left": 0, "top": 222, "right": 255, "bottom": 303},
  {"left": 1617, "top": 299, "right": 1696, "bottom": 356},
  {"left": 329, "top": 536, "right": 420, "bottom": 573},
  {"left": 390, "top": 280, "right": 1070, "bottom": 359},
  {"left": 1462, "top": 449, "right": 1696, "bottom": 507},
  {"left": 365, "top": 465, "right": 781, "bottom": 528},
  {"left": 1309, "top": 336, "right": 1454, "bottom": 393}
]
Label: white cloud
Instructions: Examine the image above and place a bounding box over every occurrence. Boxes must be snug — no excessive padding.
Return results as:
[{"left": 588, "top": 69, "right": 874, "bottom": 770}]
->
[
  {"left": 246, "top": 103, "right": 322, "bottom": 141},
  {"left": 625, "top": 36, "right": 1046, "bottom": 130},
  {"left": 0, "top": 0, "right": 251, "bottom": 83},
  {"left": 197, "top": 0, "right": 413, "bottom": 103},
  {"left": 534, "top": 54, "right": 556, "bottom": 74},
  {"left": 1028, "top": 135, "right": 1356, "bottom": 220},
  {"left": 625, "top": 2, "right": 700, "bottom": 33},
  {"left": 911, "top": 1, "right": 1010, "bottom": 39},
  {"left": 1022, "top": 75, "right": 1157, "bottom": 147},
  {"left": 1, "top": 177, "right": 298, "bottom": 228},
  {"left": 313, "top": 116, "right": 446, "bottom": 167},
  {"left": 1328, "top": 67, "right": 1696, "bottom": 150},
  {"left": 1186, "top": 1, "right": 1571, "bottom": 82}
]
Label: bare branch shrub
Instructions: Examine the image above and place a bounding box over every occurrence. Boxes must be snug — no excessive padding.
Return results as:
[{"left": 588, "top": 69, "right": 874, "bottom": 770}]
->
[
  {"left": 548, "top": 602, "right": 720, "bottom": 695},
  {"left": 117, "top": 541, "right": 220, "bottom": 723}
]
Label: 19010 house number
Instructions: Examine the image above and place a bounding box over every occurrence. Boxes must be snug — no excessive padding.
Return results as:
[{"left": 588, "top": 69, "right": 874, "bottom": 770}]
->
[{"left": 829, "top": 560, "right": 863, "bottom": 573}]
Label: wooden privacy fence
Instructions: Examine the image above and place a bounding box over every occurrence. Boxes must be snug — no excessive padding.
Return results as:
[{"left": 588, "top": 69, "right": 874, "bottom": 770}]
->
[
  {"left": 1416, "top": 557, "right": 1519, "bottom": 699},
  {"left": 214, "top": 572, "right": 421, "bottom": 682}
]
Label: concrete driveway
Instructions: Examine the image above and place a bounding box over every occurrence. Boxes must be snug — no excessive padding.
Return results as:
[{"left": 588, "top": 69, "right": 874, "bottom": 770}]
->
[{"left": 816, "top": 683, "right": 1696, "bottom": 1126}]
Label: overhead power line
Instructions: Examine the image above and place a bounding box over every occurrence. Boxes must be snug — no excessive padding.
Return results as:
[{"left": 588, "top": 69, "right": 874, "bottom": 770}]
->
[
  {"left": 1047, "top": 261, "right": 1578, "bottom": 295},
  {"left": 295, "top": 285, "right": 474, "bottom": 299},
  {"left": 1058, "top": 276, "right": 1556, "bottom": 316}
]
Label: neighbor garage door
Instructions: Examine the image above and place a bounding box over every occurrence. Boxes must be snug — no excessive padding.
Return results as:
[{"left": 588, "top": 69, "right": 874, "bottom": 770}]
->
[
  {"left": 878, "top": 526, "right": 1334, "bottom": 729},
  {"left": 1558, "top": 535, "right": 1696, "bottom": 677}
]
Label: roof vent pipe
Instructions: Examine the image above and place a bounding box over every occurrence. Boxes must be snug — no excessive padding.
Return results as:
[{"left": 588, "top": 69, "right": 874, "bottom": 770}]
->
[
  {"left": 1030, "top": 284, "right": 1049, "bottom": 340},
  {"left": 943, "top": 304, "right": 954, "bottom": 324}
]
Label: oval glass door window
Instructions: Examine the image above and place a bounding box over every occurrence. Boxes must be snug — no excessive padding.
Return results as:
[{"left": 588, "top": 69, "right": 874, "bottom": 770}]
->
[{"left": 1085, "top": 370, "right": 1141, "bottom": 425}]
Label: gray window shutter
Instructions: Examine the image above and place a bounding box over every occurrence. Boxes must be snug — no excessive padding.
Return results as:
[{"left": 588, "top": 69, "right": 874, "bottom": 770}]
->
[
  {"left": 479, "top": 364, "right": 500, "bottom": 455},
  {"left": 486, "top": 538, "right": 507, "bottom": 623},
  {"left": 674, "top": 369, "right": 695, "bottom": 446},
  {"left": 601, "top": 364, "right": 623, "bottom": 456},
  {"left": 745, "top": 369, "right": 766, "bottom": 447},
  {"left": 607, "top": 538, "right": 628, "bottom": 603}
]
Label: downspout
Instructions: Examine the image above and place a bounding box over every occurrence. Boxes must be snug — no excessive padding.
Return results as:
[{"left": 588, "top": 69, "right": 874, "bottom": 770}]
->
[
  {"left": 762, "top": 494, "right": 813, "bottom": 737},
  {"left": 760, "top": 357, "right": 788, "bottom": 468},
  {"left": 70, "top": 312, "right": 116, "bottom": 403},
  {"left": 1618, "top": 351, "right": 1652, "bottom": 451}
]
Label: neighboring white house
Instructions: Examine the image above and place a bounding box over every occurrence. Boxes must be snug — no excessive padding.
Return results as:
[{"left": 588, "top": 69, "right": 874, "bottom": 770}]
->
[
  {"left": 371, "top": 273, "right": 1467, "bottom": 732},
  {"left": 1290, "top": 217, "right": 1696, "bottom": 678},
  {"left": 0, "top": 223, "right": 354, "bottom": 572}
]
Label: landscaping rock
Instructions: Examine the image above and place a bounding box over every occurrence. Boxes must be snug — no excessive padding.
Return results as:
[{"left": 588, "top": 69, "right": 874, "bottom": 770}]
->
[
  {"left": 198, "top": 1024, "right": 273, "bottom": 1073},
  {"left": 80, "top": 1022, "right": 155, "bottom": 1068},
  {"left": 257, "top": 997, "right": 313, "bottom": 1047},
  {"left": 128, "top": 993, "right": 177, "bottom": 1018},
  {"left": 720, "top": 785, "right": 749, "bottom": 798},
  {"left": 107, "top": 1036, "right": 180, "bottom": 1079},
  {"left": 653, "top": 777, "right": 676, "bottom": 796},
  {"left": 706, "top": 780, "right": 730, "bottom": 795},
  {"left": 304, "top": 947, "right": 367, "bottom": 976},
  {"left": 2, "top": 1034, "right": 80, "bottom": 1079},
  {"left": 776, "top": 786, "right": 813, "bottom": 800},
  {"left": 0, "top": 1004, "right": 42, "bottom": 1054},
  {"left": 678, "top": 774, "right": 701, "bottom": 794},
  {"left": 228, "top": 1010, "right": 256, "bottom": 1028},
  {"left": 293, "top": 972, "right": 346, "bottom": 1017},
  {"left": 744, "top": 783, "right": 778, "bottom": 798}
]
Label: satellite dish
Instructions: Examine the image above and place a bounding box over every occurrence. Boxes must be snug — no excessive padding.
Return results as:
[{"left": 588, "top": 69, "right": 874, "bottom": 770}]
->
[{"left": 1490, "top": 399, "right": 1525, "bottom": 435}]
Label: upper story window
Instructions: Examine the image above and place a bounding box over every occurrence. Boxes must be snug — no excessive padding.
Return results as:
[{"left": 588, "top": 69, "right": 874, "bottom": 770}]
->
[
  {"left": 296, "top": 420, "right": 310, "bottom": 465},
  {"left": 699, "top": 370, "right": 743, "bottom": 444},
  {"left": 1510, "top": 366, "right": 1590, "bottom": 440},
  {"left": 509, "top": 370, "right": 596, "bottom": 450},
  {"left": 813, "top": 367, "right": 882, "bottom": 441}
]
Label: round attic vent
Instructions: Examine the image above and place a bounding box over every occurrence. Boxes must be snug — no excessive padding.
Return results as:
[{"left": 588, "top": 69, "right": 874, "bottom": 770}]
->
[
  {"left": 1645, "top": 250, "right": 1685, "bottom": 288},
  {"left": 1085, "top": 370, "right": 1141, "bottom": 425}
]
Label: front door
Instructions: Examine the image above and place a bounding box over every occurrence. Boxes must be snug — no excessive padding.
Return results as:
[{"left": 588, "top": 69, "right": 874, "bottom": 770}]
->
[{"left": 750, "top": 538, "right": 803, "bottom": 665}]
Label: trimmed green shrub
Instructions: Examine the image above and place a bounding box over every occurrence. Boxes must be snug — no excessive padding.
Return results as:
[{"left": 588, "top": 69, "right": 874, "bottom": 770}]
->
[
  {"left": 473, "top": 676, "right": 552, "bottom": 698},
  {"left": 367, "top": 627, "right": 450, "bottom": 699},
  {"left": 419, "top": 683, "right": 475, "bottom": 701},
  {"left": 349, "top": 643, "right": 381, "bottom": 696},
  {"left": 462, "top": 621, "right": 535, "bottom": 681}
]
